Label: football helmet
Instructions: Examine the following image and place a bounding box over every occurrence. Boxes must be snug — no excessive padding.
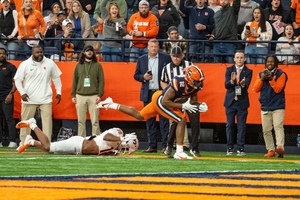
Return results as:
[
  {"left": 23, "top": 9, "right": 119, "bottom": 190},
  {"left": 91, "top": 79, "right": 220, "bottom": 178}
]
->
[
  {"left": 120, "top": 133, "right": 139, "bottom": 154},
  {"left": 185, "top": 65, "right": 204, "bottom": 89},
  {"left": 105, "top": 127, "right": 124, "bottom": 137}
]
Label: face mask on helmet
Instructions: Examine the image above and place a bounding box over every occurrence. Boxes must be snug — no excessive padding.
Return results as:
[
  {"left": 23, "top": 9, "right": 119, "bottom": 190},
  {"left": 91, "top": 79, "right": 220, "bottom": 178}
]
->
[
  {"left": 119, "top": 133, "right": 139, "bottom": 154},
  {"left": 185, "top": 65, "right": 204, "bottom": 89}
]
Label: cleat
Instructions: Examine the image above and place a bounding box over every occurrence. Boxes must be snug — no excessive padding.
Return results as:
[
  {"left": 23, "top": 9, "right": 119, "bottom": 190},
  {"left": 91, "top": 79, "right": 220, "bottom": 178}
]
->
[
  {"left": 16, "top": 118, "right": 36, "bottom": 129},
  {"left": 264, "top": 150, "right": 275, "bottom": 158},
  {"left": 276, "top": 146, "right": 284, "bottom": 158},
  {"left": 173, "top": 151, "right": 193, "bottom": 160},
  {"left": 96, "top": 97, "right": 113, "bottom": 109},
  {"left": 18, "top": 135, "right": 34, "bottom": 153},
  {"left": 226, "top": 148, "right": 234, "bottom": 156},
  {"left": 237, "top": 148, "right": 246, "bottom": 156},
  {"left": 190, "top": 149, "right": 201, "bottom": 157}
]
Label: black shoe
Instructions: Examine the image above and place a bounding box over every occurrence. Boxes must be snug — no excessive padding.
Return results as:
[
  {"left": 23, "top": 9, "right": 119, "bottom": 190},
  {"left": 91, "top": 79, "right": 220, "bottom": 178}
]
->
[
  {"left": 142, "top": 147, "right": 157, "bottom": 153},
  {"left": 183, "top": 146, "right": 189, "bottom": 151},
  {"left": 164, "top": 146, "right": 172, "bottom": 156},
  {"left": 237, "top": 148, "right": 246, "bottom": 156},
  {"left": 190, "top": 149, "right": 201, "bottom": 157},
  {"left": 226, "top": 148, "right": 234, "bottom": 156}
]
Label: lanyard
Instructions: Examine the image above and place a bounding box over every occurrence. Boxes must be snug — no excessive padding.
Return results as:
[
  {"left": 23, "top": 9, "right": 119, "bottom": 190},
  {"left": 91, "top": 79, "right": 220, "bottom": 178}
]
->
[{"left": 84, "top": 62, "right": 92, "bottom": 77}]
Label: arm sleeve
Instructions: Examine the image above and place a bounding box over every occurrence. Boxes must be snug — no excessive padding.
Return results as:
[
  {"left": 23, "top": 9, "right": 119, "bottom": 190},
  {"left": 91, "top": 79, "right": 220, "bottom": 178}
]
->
[
  {"left": 269, "top": 72, "right": 287, "bottom": 93},
  {"left": 253, "top": 73, "right": 263, "bottom": 93}
]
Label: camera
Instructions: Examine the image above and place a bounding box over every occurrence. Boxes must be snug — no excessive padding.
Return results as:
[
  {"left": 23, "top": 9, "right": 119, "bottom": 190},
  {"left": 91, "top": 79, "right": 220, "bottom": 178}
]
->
[
  {"left": 147, "top": 70, "right": 152, "bottom": 75},
  {"left": 263, "top": 69, "right": 271, "bottom": 76},
  {"left": 263, "top": 69, "right": 272, "bottom": 81}
]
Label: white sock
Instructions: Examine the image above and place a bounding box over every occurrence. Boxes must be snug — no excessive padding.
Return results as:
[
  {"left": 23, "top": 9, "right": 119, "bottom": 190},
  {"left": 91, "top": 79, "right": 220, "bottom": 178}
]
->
[
  {"left": 176, "top": 144, "right": 183, "bottom": 153},
  {"left": 30, "top": 123, "right": 37, "bottom": 131},
  {"left": 110, "top": 103, "right": 120, "bottom": 110}
]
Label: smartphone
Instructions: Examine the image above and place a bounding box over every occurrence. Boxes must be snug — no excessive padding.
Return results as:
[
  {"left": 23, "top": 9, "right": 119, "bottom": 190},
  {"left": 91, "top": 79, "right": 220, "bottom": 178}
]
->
[
  {"left": 147, "top": 70, "right": 152, "bottom": 75},
  {"left": 246, "top": 25, "right": 250, "bottom": 30}
]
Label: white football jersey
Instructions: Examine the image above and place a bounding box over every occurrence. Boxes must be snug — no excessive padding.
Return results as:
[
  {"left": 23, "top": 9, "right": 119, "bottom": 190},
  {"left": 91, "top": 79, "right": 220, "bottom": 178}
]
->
[{"left": 93, "top": 128, "right": 123, "bottom": 154}]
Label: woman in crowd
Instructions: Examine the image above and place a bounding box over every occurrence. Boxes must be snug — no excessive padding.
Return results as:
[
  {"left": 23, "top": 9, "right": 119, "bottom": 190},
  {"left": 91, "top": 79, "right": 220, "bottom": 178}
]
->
[
  {"left": 264, "top": 0, "right": 292, "bottom": 51},
  {"left": 68, "top": 0, "right": 95, "bottom": 46},
  {"left": 100, "top": 0, "right": 127, "bottom": 61},
  {"left": 0, "top": 0, "right": 18, "bottom": 60},
  {"left": 17, "top": 0, "right": 46, "bottom": 55},
  {"left": 151, "top": 0, "right": 181, "bottom": 48},
  {"left": 276, "top": 24, "right": 300, "bottom": 64},
  {"left": 44, "top": 2, "right": 61, "bottom": 46},
  {"left": 242, "top": 7, "right": 272, "bottom": 64}
]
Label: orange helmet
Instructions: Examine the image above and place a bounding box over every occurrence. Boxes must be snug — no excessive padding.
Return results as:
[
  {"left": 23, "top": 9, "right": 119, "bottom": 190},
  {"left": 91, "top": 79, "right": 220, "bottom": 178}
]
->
[{"left": 185, "top": 65, "right": 204, "bottom": 89}]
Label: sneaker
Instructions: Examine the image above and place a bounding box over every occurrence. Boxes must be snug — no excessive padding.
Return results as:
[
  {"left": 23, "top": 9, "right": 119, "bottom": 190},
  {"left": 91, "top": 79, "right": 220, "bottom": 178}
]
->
[
  {"left": 190, "top": 149, "right": 201, "bottom": 157},
  {"left": 276, "top": 146, "right": 284, "bottom": 158},
  {"left": 164, "top": 146, "right": 172, "bottom": 156},
  {"left": 16, "top": 118, "right": 36, "bottom": 129},
  {"left": 7, "top": 142, "right": 17, "bottom": 148},
  {"left": 226, "top": 148, "right": 234, "bottom": 156},
  {"left": 96, "top": 97, "right": 113, "bottom": 109},
  {"left": 264, "top": 150, "right": 275, "bottom": 158},
  {"left": 173, "top": 151, "right": 193, "bottom": 160},
  {"left": 237, "top": 148, "right": 246, "bottom": 156},
  {"left": 0, "top": 142, "right": 3, "bottom": 147},
  {"left": 18, "top": 135, "right": 34, "bottom": 153}
]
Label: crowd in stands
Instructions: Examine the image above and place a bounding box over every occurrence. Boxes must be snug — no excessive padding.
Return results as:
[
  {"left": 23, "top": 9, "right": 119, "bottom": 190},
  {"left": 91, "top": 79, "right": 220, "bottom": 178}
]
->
[{"left": 0, "top": 0, "right": 299, "bottom": 63}]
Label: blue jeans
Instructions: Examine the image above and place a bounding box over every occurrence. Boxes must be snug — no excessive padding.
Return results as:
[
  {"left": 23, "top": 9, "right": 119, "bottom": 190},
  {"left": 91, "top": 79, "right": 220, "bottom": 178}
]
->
[
  {"left": 0, "top": 41, "right": 18, "bottom": 60},
  {"left": 189, "top": 41, "right": 211, "bottom": 62},
  {"left": 244, "top": 45, "right": 268, "bottom": 64},
  {"left": 130, "top": 46, "right": 148, "bottom": 62},
  {"left": 213, "top": 43, "right": 236, "bottom": 63},
  {"left": 102, "top": 44, "right": 122, "bottom": 62}
]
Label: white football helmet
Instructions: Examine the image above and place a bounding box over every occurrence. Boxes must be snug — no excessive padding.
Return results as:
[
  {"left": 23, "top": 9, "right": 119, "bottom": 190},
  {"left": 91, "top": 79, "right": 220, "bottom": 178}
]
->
[
  {"left": 120, "top": 133, "right": 139, "bottom": 154},
  {"left": 104, "top": 127, "right": 124, "bottom": 137}
]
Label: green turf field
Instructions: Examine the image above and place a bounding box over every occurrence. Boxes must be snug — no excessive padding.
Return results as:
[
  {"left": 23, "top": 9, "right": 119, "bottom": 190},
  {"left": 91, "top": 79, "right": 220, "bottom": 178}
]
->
[{"left": 0, "top": 147, "right": 299, "bottom": 177}]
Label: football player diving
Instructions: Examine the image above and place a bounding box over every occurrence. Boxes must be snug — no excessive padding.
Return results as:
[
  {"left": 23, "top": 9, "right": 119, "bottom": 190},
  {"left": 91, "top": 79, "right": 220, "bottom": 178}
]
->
[
  {"left": 96, "top": 65, "right": 208, "bottom": 160},
  {"left": 16, "top": 118, "right": 139, "bottom": 155}
]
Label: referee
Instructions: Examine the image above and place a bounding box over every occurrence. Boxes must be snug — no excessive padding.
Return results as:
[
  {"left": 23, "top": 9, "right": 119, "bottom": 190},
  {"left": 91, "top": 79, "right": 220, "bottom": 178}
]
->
[{"left": 160, "top": 46, "right": 202, "bottom": 157}]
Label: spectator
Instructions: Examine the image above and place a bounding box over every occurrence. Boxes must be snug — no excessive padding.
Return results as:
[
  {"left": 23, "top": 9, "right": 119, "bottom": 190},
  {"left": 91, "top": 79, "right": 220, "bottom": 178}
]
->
[
  {"left": 151, "top": 0, "right": 181, "bottom": 48},
  {"left": 276, "top": 24, "right": 300, "bottom": 64},
  {"left": 241, "top": 7, "right": 273, "bottom": 64},
  {"left": 44, "top": 10, "right": 66, "bottom": 45},
  {"left": 0, "top": 0, "right": 18, "bottom": 60},
  {"left": 264, "top": 0, "right": 292, "bottom": 51},
  {"left": 71, "top": 45, "right": 104, "bottom": 137},
  {"left": 179, "top": 0, "right": 214, "bottom": 62},
  {"left": 162, "top": 26, "right": 187, "bottom": 55},
  {"left": 208, "top": 0, "right": 221, "bottom": 12},
  {"left": 78, "top": 0, "right": 97, "bottom": 25},
  {"left": 253, "top": 55, "right": 287, "bottom": 158},
  {"left": 133, "top": 39, "right": 171, "bottom": 153},
  {"left": 126, "top": 0, "right": 138, "bottom": 20},
  {"left": 0, "top": 47, "right": 17, "bottom": 148},
  {"left": 237, "top": 0, "right": 259, "bottom": 40},
  {"left": 14, "top": 45, "right": 62, "bottom": 147},
  {"left": 16, "top": 121, "right": 139, "bottom": 155},
  {"left": 126, "top": 0, "right": 159, "bottom": 62},
  {"left": 17, "top": 0, "right": 46, "bottom": 56},
  {"left": 68, "top": 0, "right": 95, "bottom": 46},
  {"left": 97, "top": 65, "right": 208, "bottom": 160},
  {"left": 160, "top": 46, "right": 193, "bottom": 157},
  {"left": 43, "top": 2, "right": 61, "bottom": 32},
  {"left": 64, "top": 0, "right": 73, "bottom": 16},
  {"left": 252, "top": 0, "right": 269, "bottom": 9},
  {"left": 290, "top": 0, "right": 300, "bottom": 36},
  {"left": 209, "top": 0, "right": 240, "bottom": 63},
  {"left": 54, "top": 18, "right": 84, "bottom": 60},
  {"left": 224, "top": 51, "right": 253, "bottom": 156},
  {"left": 42, "top": 0, "right": 62, "bottom": 16},
  {"left": 93, "top": 0, "right": 128, "bottom": 38},
  {"left": 100, "top": 0, "right": 127, "bottom": 62}
]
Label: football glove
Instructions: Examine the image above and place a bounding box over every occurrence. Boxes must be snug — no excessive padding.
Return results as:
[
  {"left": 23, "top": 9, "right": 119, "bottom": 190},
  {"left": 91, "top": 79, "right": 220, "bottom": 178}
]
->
[
  {"left": 198, "top": 102, "right": 208, "bottom": 112},
  {"left": 182, "top": 98, "right": 198, "bottom": 113}
]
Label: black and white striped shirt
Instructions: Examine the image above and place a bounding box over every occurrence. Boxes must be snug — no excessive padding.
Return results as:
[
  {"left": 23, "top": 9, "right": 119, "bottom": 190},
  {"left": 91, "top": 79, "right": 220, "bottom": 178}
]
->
[{"left": 160, "top": 60, "right": 192, "bottom": 84}]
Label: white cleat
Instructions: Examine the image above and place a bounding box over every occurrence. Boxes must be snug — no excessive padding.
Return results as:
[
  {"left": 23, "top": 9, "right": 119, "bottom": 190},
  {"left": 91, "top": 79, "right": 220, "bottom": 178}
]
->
[
  {"left": 173, "top": 151, "right": 193, "bottom": 160},
  {"left": 96, "top": 97, "right": 114, "bottom": 109}
]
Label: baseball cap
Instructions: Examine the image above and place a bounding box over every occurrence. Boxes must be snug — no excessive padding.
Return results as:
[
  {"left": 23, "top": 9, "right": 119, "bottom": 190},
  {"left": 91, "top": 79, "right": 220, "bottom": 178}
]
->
[
  {"left": 57, "top": 10, "right": 66, "bottom": 16},
  {"left": 170, "top": 46, "right": 182, "bottom": 56},
  {"left": 167, "top": 26, "right": 178, "bottom": 34},
  {"left": 62, "top": 19, "right": 72, "bottom": 26},
  {"left": 139, "top": 0, "right": 149, "bottom": 7},
  {"left": 83, "top": 45, "right": 94, "bottom": 52},
  {"left": 1, "top": 0, "right": 10, "bottom": 3}
]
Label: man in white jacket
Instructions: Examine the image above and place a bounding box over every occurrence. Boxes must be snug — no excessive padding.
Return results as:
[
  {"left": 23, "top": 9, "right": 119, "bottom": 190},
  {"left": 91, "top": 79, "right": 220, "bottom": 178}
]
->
[{"left": 14, "top": 45, "right": 62, "bottom": 147}]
